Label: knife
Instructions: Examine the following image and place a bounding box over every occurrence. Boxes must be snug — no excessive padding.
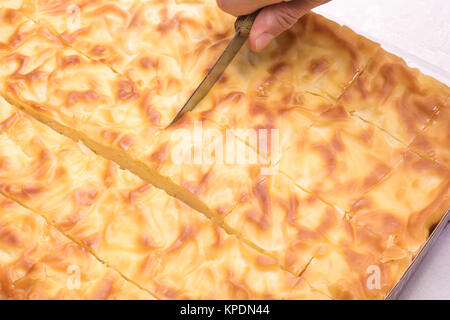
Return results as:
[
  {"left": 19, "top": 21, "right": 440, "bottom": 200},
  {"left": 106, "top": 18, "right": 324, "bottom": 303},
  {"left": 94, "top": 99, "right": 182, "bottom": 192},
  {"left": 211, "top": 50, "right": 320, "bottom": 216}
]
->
[{"left": 168, "top": 10, "right": 260, "bottom": 127}]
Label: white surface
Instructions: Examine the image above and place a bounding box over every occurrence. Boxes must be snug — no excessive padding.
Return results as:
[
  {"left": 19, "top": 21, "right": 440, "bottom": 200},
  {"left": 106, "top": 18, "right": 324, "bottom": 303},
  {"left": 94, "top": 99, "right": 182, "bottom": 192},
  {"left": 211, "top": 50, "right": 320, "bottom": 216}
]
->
[
  {"left": 315, "top": 0, "right": 450, "bottom": 300},
  {"left": 314, "top": 0, "right": 450, "bottom": 85}
]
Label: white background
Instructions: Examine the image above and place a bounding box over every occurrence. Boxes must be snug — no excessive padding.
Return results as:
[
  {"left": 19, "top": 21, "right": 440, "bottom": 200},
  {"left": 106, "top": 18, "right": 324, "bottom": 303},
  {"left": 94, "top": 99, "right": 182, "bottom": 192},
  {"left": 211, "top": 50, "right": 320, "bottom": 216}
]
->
[
  {"left": 315, "top": 0, "right": 450, "bottom": 84},
  {"left": 315, "top": 0, "right": 450, "bottom": 300}
]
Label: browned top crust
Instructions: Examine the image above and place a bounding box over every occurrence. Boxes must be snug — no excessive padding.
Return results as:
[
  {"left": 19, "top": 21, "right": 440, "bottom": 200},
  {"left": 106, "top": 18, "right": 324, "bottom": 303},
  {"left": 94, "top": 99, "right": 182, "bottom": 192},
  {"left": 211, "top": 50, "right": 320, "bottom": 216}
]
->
[{"left": 0, "top": 2, "right": 448, "bottom": 299}]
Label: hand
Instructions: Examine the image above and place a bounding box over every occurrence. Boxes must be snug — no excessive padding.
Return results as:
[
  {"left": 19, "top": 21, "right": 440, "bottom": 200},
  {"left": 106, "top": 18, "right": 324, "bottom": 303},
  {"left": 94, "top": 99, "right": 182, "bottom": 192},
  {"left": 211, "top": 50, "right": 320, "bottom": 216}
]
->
[{"left": 217, "top": 0, "right": 331, "bottom": 51}]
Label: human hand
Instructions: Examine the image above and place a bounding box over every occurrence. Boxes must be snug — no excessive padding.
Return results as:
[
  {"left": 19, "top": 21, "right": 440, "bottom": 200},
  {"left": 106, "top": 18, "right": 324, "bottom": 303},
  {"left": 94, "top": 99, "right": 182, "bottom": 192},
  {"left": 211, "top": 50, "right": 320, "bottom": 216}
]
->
[{"left": 217, "top": 0, "right": 331, "bottom": 51}]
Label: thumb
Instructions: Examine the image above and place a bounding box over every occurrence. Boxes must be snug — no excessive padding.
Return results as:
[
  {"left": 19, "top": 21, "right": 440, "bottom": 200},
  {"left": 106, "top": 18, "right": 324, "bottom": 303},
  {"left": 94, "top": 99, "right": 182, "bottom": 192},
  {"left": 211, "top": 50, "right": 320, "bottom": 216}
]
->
[{"left": 249, "top": 0, "right": 330, "bottom": 52}]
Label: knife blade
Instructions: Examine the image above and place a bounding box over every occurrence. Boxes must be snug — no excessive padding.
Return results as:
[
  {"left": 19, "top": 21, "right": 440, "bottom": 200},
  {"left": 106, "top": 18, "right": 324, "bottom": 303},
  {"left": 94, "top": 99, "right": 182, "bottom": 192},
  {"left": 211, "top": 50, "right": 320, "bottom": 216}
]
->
[{"left": 168, "top": 10, "right": 260, "bottom": 127}]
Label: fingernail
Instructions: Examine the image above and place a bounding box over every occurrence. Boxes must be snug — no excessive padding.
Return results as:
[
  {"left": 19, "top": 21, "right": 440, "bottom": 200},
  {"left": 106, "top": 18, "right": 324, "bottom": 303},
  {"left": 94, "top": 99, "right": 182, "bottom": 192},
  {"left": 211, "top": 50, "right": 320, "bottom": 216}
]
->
[{"left": 254, "top": 33, "right": 274, "bottom": 52}]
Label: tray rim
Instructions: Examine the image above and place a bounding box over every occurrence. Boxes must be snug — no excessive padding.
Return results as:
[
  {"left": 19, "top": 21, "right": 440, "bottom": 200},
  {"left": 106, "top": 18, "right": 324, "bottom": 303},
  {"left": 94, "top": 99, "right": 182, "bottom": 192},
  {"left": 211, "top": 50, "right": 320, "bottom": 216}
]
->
[{"left": 385, "top": 208, "right": 450, "bottom": 300}]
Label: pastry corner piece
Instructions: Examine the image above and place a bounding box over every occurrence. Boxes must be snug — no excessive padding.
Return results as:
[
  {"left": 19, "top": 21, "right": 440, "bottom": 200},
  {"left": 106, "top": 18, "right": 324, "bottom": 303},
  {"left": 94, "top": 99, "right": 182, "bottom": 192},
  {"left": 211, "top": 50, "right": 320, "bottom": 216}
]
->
[
  {"left": 0, "top": 195, "right": 154, "bottom": 300},
  {"left": 340, "top": 48, "right": 450, "bottom": 145},
  {"left": 350, "top": 150, "right": 450, "bottom": 254}
]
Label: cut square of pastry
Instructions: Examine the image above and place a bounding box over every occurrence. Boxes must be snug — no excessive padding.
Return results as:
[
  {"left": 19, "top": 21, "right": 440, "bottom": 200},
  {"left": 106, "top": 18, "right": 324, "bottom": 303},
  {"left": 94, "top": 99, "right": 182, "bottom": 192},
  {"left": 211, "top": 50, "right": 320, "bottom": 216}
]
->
[
  {"left": 409, "top": 105, "right": 450, "bottom": 170},
  {"left": 299, "top": 240, "right": 412, "bottom": 300},
  {"left": 340, "top": 49, "right": 450, "bottom": 145},
  {"left": 289, "top": 201, "right": 414, "bottom": 299},
  {"left": 0, "top": 98, "right": 113, "bottom": 228},
  {"left": 349, "top": 150, "right": 450, "bottom": 253},
  {"left": 0, "top": 195, "right": 154, "bottom": 300},
  {"left": 278, "top": 105, "right": 406, "bottom": 212},
  {"left": 222, "top": 171, "right": 350, "bottom": 275}
]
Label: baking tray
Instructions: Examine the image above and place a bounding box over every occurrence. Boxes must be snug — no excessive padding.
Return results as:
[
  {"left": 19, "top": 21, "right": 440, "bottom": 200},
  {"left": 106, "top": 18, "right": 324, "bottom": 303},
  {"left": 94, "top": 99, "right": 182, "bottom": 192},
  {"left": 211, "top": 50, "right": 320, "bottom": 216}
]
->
[{"left": 314, "top": 7, "right": 450, "bottom": 300}]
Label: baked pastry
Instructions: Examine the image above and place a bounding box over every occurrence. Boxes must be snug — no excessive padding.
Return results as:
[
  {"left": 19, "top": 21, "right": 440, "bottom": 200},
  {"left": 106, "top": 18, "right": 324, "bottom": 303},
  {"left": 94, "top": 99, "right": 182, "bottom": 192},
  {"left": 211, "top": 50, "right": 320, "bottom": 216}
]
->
[
  {"left": 0, "top": 1, "right": 448, "bottom": 300},
  {"left": 410, "top": 107, "right": 450, "bottom": 169},
  {"left": 0, "top": 96, "right": 328, "bottom": 299},
  {"left": 0, "top": 195, "right": 154, "bottom": 299},
  {"left": 0, "top": 6, "right": 384, "bottom": 246},
  {"left": 22, "top": 0, "right": 235, "bottom": 105},
  {"left": 341, "top": 50, "right": 450, "bottom": 145}
]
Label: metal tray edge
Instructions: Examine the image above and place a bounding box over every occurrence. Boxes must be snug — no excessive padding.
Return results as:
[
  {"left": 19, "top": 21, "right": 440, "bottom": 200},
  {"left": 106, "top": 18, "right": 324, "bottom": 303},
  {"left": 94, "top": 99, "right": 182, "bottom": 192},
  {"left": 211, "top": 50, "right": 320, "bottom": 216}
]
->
[{"left": 385, "top": 209, "right": 450, "bottom": 300}]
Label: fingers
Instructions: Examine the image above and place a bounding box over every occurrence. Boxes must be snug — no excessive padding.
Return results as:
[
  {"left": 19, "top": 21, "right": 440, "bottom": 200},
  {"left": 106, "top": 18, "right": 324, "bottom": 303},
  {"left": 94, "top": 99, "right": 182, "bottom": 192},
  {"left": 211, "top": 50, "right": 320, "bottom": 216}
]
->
[
  {"left": 216, "top": 0, "right": 331, "bottom": 51},
  {"left": 248, "top": 0, "right": 331, "bottom": 51},
  {"left": 216, "top": 0, "right": 284, "bottom": 17}
]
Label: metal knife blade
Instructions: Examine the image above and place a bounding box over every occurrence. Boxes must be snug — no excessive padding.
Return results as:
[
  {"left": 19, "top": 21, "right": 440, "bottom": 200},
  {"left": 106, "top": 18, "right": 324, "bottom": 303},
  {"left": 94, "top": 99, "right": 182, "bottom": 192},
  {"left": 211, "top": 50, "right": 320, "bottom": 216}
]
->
[{"left": 168, "top": 11, "right": 260, "bottom": 127}]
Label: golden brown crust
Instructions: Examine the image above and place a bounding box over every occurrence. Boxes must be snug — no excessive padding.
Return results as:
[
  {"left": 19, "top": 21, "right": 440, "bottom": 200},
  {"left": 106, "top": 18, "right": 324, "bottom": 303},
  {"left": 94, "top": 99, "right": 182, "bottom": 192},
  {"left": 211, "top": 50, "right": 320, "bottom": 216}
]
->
[
  {"left": 349, "top": 151, "right": 450, "bottom": 253},
  {"left": 0, "top": 96, "right": 326, "bottom": 299},
  {"left": 278, "top": 105, "right": 406, "bottom": 212},
  {"left": 409, "top": 105, "right": 450, "bottom": 169},
  {"left": 300, "top": 241, "right": 412, "bottom": 300},
  {"left": 21, "top": 0, "right": 236, "bottom": 120},
  {"left": 341, "top": 49, "right": 450, "bottom": 145},
  {"left": 0, "top": 4, "right": 448, "bottom": 300},
  {"left": 223, "top": 173, "right": 413, "bottom": 299},
  {"left": 0, "top": 195, "right": 154, "bottom": 300},
  {"left": 0, "top": 7, "right": 382, "bottom": 238}
]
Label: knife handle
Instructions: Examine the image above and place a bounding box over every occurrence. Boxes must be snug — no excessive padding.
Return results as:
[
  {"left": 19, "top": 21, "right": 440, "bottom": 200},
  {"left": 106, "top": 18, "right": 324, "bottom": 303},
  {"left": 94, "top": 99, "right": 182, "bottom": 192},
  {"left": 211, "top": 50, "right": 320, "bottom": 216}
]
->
[{"left": 234, "top": 9, "right": 261, "bottom": 36}]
